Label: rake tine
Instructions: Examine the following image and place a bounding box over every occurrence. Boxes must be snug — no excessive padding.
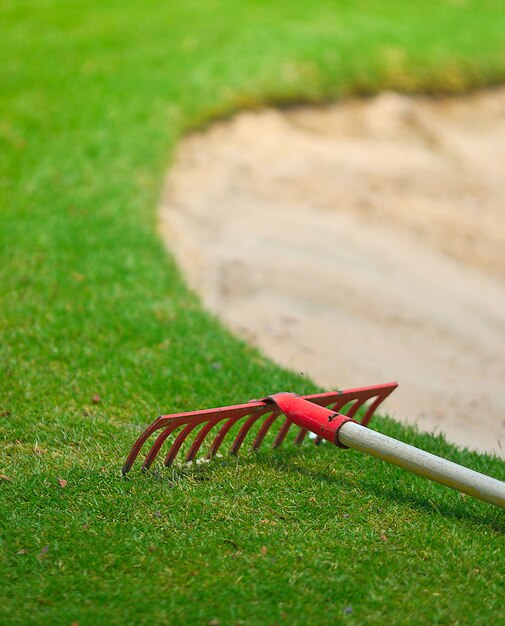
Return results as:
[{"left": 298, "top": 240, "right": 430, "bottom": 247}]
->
[
  {"left": 272, "top": 417, "right": 292, "bottom": 448},
  {"left": 361, "top": 391, "right": 390, "bottom": 426},
  {"left": 164, "top": 422, "right": 200, "bottom": 467},
  {"left": 329, "top": 398, "right": 351, "bottom": 414},
  {"left": 343, "top": 398, "right": 366, "bottom": 419},
  {"left": 206, "top": 416, "right": 242, "bottom": 459},
  {"left": 252, "top": 411, "right": 280, "bottom": 450},
  {"left": 122, "top": 416, "right": 173, "bottom": 475},
  {"left": 186, "top": 421, "right": 219, "bottom": 462},
  {"left": 142, "top": 423, "right": 180, "bottom": 471},
  {"left": 230, "top": 411, "right": 269, "bottom": 455},
  {"left": 294, "top": 428, "right": 308, "bottom": 445}
]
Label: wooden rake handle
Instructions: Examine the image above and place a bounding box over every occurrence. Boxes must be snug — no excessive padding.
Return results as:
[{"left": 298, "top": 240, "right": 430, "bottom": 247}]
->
[
  {"left": 270, "top": 393, "right": 505, "bottom": 509},
  {"left": 339, "top": 422, "right": 505, "bottom": 509}
]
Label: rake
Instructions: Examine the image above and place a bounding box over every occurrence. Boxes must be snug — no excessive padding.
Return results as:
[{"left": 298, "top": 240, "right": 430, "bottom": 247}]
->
[{"left": 123, "top": 382, "right": 505, "bottom": 509}]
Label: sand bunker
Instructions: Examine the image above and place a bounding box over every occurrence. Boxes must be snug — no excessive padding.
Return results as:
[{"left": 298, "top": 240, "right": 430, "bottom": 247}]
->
[{"left": 160, "top": 88, "right": 505, "bottom": 455}]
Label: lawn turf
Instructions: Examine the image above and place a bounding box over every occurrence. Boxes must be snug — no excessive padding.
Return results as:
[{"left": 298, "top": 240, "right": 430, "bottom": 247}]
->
[{"left": 1, "top": 1, "right": 505, "bottom": 624}]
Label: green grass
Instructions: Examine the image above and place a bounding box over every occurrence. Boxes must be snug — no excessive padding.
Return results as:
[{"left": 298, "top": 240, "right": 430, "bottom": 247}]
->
[{"left": 1, "top": 1, "right": 505, "bottom": 623}]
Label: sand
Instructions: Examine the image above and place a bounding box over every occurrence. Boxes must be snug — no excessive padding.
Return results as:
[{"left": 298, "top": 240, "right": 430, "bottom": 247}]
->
[{"left": 160, "top": 88, "right": 505, "bottom": 455}]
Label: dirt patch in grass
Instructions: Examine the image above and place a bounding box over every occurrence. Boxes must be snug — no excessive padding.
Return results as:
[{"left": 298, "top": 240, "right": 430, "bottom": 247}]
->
[{"left": 160, "top": 88, "right": 505, "bottom": 454}]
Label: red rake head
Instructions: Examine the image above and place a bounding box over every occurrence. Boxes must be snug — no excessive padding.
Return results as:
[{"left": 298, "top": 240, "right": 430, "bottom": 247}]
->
[{"left": 122, "top": 382, "right": 398, "bottom": 474}]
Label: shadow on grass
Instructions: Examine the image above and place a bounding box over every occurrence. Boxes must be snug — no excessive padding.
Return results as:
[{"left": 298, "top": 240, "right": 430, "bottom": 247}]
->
[{"left": 128, "top": 444, "right": 505, "bottom": 531}]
